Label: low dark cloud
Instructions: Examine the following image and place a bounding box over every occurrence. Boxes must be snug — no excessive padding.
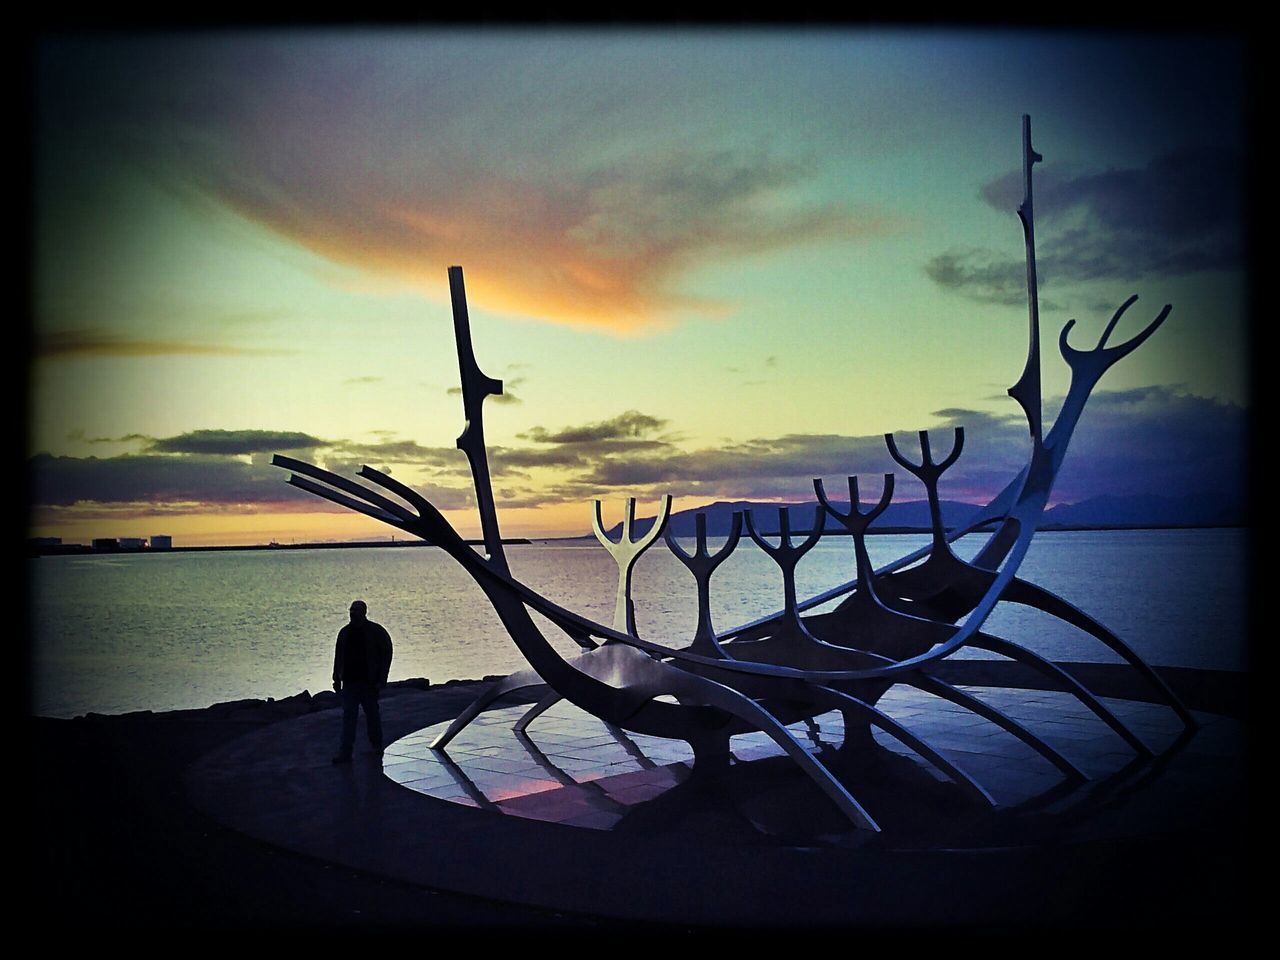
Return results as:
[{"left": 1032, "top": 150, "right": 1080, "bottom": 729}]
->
[
  {"left": 29, "top": 452, "right": 314, "bottom": 508},
  {"left": 31, "top": 387, "right": 1244, "bottom": 527},
  {"left": 28, "top": 448, "right": 476, "bottom": 518},
  {"left": 148, "top": 429, "right": 326, "bottom": 456},
  {"left": 488, "top": 446, "right": 590, "bottom": 470},
  {"left": 982, "top": 149, "right": 1242, "bottom": 245},
  {"left": 343, "top": 375, "right": 382, "bottom": 385},
  {"left": 29, "top": 426, "right": 478, "bottom": 521},
  {"left": 70, "top": 430, "right": 154, "bottom": 446},
  {"left": 1048, "top": 386, "right": 1246, "bottom": 504},
  {"left": 472, "top": 410, "right": 679, "bottom": 482},
  {"left": 924, "top": 251, "right": 1027, "bottom": 307},
  {"left": 928, "top": 147, "right": 1243, "bottom": 304},
  {"left": 520, "top": 410, "right": 669, "bottom": 445},
  {"left": 562, "top": 425, "right": 1011, "bottom": 507},
  {"left": 333, "top": 439, "right": 461, "bottom": 467},
  {"left": 37, "top": 502, "right": 318, "bottom": 521},
  {"left": 537, "top": 387, "right": 1245, "bottom": 513},
  {"left": 36, "top": 329, "right": 289, "bottom": 359}
]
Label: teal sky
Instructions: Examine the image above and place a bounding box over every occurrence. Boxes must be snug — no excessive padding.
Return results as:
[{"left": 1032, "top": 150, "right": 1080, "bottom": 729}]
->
[{"left": 30, "top": 30, "right": 1248, "bottom": 544}]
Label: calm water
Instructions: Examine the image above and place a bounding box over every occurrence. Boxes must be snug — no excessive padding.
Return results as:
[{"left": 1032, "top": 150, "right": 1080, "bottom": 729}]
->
[{"left": 28, "top": 528, "right": 1248, "bottom": 718}]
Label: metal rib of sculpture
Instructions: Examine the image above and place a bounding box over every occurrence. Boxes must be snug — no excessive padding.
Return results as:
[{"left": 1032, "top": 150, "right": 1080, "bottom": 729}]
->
[
  {"left": 595, "top": 495, "right": 674, "bottom": 637},
  {"left": 272, "top": 116, "right": 1193, "bottom": 831},
  {"left": 664, "top": 510, "right": 743, "bottom": 658}
]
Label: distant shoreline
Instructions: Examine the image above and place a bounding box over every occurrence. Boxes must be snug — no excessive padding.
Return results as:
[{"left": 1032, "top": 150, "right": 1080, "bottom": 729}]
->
[
  {"left": 27, "top": 524, "right": 1245, "bottom": 557},
  {"left": 26, "top": 537, "right": 530, "bottom": 557},
  {"left": 547, "top": 522, "right": 1247, "bottom": 543}
]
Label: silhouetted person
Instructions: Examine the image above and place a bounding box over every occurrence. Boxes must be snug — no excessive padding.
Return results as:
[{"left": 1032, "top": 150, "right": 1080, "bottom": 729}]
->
[{"left": 331, "top": 599, "right": 394, "bottom": 763}]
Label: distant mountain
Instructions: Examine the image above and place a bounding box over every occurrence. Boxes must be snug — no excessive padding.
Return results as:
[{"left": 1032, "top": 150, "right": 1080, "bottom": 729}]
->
[
  {"left": 1040, "top": 493, "right": 1245, "bottom": 529},
  {"left": 584, "top": 492, "right": 1245, "bottom": 540}
]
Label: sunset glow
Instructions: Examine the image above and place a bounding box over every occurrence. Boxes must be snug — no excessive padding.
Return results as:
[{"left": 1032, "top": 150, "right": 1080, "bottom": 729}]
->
[{"left": 30, "top": 30, "right": 1248, "bottom": 545}]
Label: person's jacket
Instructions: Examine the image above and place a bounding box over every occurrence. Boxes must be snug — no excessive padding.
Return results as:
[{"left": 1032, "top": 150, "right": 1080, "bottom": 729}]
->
[{"left": 333, "top": 619, "right": 393, "bottom": 686}]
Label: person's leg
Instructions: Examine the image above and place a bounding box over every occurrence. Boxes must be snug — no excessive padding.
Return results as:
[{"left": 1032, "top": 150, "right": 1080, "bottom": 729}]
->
[
  {"left": 363, "top": 685, "right": 384, "bottom": 753},
  {"left": 335, "top": 684, "right": 357, "bottom": 760}
]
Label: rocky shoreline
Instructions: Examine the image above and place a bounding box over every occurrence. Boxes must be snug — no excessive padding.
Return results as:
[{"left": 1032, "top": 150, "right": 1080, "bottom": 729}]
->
[{"left": 72, "top": 675, "right": 498, "bottom": 724}]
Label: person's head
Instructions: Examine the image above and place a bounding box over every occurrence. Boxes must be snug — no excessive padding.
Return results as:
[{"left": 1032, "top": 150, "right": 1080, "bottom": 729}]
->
[{"left": 349, "top": 600, "right": 368, "bottom": 622}]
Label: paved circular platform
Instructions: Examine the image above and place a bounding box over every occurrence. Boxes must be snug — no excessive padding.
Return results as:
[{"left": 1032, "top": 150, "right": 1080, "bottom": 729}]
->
[{"left": 185, "top": 673, "right": 1246, "bottom": 926}]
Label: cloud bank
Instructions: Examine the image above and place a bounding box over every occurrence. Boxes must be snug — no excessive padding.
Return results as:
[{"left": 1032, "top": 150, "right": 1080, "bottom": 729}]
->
[
  {"left": 28, "top": 429, "right": 476, "bottom": 524},
  {"left": 31, "top": 387, "right": 1241, "bottom": 532},
  {"left": 927, "top": 147, "right": 1243, "bottom": 305}
]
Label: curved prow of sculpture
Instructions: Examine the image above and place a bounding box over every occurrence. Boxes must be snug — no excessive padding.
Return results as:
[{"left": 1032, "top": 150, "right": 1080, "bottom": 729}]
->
[
  {"left": 813, "top": 474, "right": 894, "bottom": 597},
  {"left": 593, "top": 495, "right": 673, "bottom": 637},
  {"left": 665, "top": 510, "right": 744, "bottom": 657},
  {"left": 1060, "top": 295, "right": 1171, "bottom": 381},
  {"left": 1050, "top": 295, "right": 1172, "bottom": 464},
  {"left": 971, "top": 297, "right": 1171, "bottom": 576}
]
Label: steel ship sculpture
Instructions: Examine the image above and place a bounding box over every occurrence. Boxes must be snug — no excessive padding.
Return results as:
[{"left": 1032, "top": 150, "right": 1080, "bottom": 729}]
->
[{"left": 274, "top": 117, "right": 1192, "bottom": 832}]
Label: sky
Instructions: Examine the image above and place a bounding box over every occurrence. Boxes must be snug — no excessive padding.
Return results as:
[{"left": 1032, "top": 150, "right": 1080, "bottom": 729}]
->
[{"left": 28, "top": 29, "right": 1249, "bottom": 545}]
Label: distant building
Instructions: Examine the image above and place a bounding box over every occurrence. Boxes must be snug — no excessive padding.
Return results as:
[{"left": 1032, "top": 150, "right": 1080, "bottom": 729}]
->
[
  {"left": 91, "top": 538, "right": 119, "bottom": 552},
  {"left": 27, "top": 537, "right": 64, "bottom": 557},
  {"left": 119, "top": 538, "right": 146, "bottom": 551},
  {"left": 150, "top": 535, "right": 172, "bottom": 551}
]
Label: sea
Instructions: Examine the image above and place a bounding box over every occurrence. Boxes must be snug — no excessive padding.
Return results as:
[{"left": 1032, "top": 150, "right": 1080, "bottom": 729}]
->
[{"left": 28, "top": 528, "right": 1249, "bottom": 719}]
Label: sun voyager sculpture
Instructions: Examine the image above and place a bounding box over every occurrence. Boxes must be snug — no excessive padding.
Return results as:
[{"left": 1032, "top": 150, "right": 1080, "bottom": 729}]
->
[{"left": 274, "top": 117, "right": 1193, "bottom": 833}]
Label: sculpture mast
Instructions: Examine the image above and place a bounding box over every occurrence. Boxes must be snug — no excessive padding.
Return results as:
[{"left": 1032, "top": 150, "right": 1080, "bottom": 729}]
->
[
  {"left": 449, "top": 265, "right": 510, "bottom": 575},
  {"left": 1007, "top": 114, "right": 1044, "bottom": 445}
]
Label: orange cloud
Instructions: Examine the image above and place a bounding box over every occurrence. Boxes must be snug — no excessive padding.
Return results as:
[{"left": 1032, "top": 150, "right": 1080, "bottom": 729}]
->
[
  {"left": 185, "top": 141, "right": 895, "bottom": 332},
  {"left": 209, "top": 189, "right": 896, "bottom": 332},
  {"left": 54, "top": 38, "right": 908, "bottom": 333}
]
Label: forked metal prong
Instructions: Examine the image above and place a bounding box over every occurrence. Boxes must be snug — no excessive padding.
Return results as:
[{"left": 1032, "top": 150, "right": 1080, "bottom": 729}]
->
[
  {"left": 884, "top": 428, "right": 964, "bottom": 482},
  {"left": 1059, "top": 297, "right": 1173, "bottom": 374},
  {"left": 814, "top": 474, "right": 894, "bottom": 532},
  {"left": 593, "top": 495, "right": 674, "bottom": 635}
]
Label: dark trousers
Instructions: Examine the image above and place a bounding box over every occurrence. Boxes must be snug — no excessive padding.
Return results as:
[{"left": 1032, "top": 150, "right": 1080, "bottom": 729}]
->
[{"left": 339, "top": 680, "right": 383, "bottom": 755}]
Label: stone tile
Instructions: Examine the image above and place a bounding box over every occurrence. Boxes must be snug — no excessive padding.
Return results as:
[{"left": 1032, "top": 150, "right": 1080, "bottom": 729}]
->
[
  {"left": 465, "top": 755, "right": 549, "bottom": 775},
  {"left": 399, "top": 774, "right": 464, "bottom": 794},
  {"left": 385, "top": 745, "right": 438, "bottom": 761},
  {"left": 383, "top": 761, "right": 442, "bottom": 783},
  {"left": 545, "top": 756, "right": 613, "bottom": 773}
]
